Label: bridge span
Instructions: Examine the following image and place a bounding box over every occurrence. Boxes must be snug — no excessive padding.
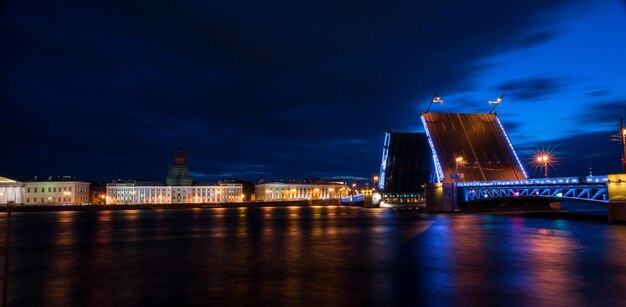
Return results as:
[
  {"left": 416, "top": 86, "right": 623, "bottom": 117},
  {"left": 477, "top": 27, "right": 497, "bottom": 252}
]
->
[
  {"left": 379, "top": 111, "right": 626, "bottom": 221},
  {"left": 459, "top": 176, "right": 609, "bottom": 204},
  {"left": 422, "top": 174, "right": 626, "bottom": 222}
]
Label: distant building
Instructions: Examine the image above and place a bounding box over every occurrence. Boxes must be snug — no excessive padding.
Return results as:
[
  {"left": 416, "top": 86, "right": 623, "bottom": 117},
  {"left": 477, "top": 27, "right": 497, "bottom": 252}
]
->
[
  {"left": 106, "top": 151, "right": 243, "bottom": 204},
  {"left": 0, "top": 176, "right": 25, "bottom": 205},
  {"left": 24, "top": 179, "right": 90, "bottom": 205},
  {"left": 106, "top": 181, "right": 243, "bottom": 204},
  {"left": 0, "top": 176, "right": 90, "bottom": 205},
  {"left": 255, "top": 179, "right": 348, "bottom": 201},
  {"left": 378, "top": 132, "right": 434, "bottom": 204},
  {"left": 166, "top": 150, "right": 193, "bottom": 186}
]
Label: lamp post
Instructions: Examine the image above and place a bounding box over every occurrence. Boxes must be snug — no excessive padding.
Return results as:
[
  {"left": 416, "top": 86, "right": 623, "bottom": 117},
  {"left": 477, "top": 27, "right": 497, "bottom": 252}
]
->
[
  {"left": 619, "top": 117, "right": 626, "bottom": 174},
  {"left": 455, "top": 157, "right": 463, "bottom": 179},
  {"left": 63, "top": 191, "right": 71, "bottom": 205},
  {"left": 425, "top": 93, "right": 444, "bottom": 113},
  {"left": 537, "top": 155, "right": 550, "bottom": 178},
  {"left": 454, "top": 157, "right": 463, "bottom": 211}
]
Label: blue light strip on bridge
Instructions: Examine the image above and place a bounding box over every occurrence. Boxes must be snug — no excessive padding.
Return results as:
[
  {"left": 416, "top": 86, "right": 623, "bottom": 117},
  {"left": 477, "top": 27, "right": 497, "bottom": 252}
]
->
[
  {"left": 378, "top": 132, "right": 390, "bottom": 190},
  {"left": 495, "top": 116, "right": 528, "bottom": 179},
  {"left": 458, "top": 175, "right": 608, "bottom": 187},
  {"left": 421, "top": 114, "right": 444, "bottom": 183}
]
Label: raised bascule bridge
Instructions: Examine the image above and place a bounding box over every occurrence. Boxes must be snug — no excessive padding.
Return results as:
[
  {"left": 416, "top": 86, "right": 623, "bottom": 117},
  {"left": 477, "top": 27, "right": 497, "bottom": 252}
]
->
[{"left": 416, "top": 112, "right": 626, "bottom": 221}]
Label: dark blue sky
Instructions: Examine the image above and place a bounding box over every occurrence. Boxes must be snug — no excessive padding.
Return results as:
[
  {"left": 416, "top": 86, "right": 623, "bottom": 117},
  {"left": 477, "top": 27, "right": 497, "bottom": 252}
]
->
[{"left": 1, "top": 0, "right": 625, "bottom": 182}]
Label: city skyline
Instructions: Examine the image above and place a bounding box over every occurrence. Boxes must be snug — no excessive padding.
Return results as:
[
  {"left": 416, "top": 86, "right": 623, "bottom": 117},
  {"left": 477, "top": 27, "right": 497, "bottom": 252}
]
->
[{"left": 1, "top": 0, "right": 626, "bottom": 182}]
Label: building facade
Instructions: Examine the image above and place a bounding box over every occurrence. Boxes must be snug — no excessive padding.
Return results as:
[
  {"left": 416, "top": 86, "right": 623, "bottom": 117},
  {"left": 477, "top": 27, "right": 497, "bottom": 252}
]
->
[
  {"left": 255, "top": 180, "right": 348, "bottom": 202},
  {"left": 0, "top": 176, "right": 25, "bottom": 205},
  {"left": 106, "top": 151, "right": 243, "bottom": 204},
  {"left": 24, "top": 181, "right": 91, "bottom": 205},
  {"left": 106, "top": 181, "right": 243, "bottom": 204},
  {"left": 0, "top": 176, "right": 90, "bottom": 206}
]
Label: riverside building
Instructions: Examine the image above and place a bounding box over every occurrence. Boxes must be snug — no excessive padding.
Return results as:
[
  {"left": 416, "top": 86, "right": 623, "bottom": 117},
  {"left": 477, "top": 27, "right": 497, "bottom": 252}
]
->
[
  {"left": 0, "top": 176, "right": 90, "bottom": 205},
  {"left": 0, "top": 176, "right": 25, "bottom": 205},
  {"left": 106, "top": 181, "right": 243, "bottom": 204},
  {"left": 254, "top": 179, "right": 349, "bottom": 201},
  {"left": 105, "top": 151, "right": 243, "bottom": 205}
]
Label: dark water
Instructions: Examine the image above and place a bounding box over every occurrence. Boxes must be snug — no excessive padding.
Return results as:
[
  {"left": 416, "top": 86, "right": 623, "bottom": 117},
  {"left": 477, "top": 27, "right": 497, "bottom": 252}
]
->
[{"left": 1, "top": 206, "right": 626, "bottom": 306}]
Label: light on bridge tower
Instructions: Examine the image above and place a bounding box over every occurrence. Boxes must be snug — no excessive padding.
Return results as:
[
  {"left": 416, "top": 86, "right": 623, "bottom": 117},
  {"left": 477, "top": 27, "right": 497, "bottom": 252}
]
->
[
  {"left": 425, "top": 93, "right": 444, "bottom": 113},
  {"left": 488, "top": 93, "right": 505, "bottom": 114}
]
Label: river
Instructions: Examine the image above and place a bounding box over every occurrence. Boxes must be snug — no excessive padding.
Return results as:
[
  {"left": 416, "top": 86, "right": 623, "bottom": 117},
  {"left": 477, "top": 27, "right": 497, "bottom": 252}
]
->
[{"left": 1, "top": 205, "right": 625, "bottom": 306}]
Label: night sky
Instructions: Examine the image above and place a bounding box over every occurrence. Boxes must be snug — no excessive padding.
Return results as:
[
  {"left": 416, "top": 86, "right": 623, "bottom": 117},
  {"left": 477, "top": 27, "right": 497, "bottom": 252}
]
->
[{"left": 1, "top": 0, "right": 625, "bottom": 183}]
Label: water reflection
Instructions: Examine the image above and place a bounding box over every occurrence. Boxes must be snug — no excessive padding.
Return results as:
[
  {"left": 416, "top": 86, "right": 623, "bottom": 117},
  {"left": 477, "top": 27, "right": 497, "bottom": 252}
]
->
[{"left": 4, "top": 208, "right": 626, "bottom": 306}]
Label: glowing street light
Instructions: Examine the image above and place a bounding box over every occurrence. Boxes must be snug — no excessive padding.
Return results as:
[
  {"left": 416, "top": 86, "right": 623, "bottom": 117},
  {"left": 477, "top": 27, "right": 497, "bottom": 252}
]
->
[
  {"left": 455, "top": 157, "right": 463, "bottom": 179},
  {"left": 425, "top": 93, "right": 444, "bottom": 113},
  {"left": 536, "top": 155, "right": 550, "bottom": 178},
  {"left": 622, "top": 117, "right": 626, "bottom": 173},
  {"left": 488, "top": 93, "right": 505, "bottom": 114},
  {"left": 63, "top": 191, "right": 71, "bottom": 205}
]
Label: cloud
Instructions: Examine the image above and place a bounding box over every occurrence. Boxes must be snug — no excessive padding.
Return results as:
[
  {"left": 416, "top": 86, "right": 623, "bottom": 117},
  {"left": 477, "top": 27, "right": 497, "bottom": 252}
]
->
[
  {"left": 584, "top": 100, "right": 626, "bottom": 124},
  {"left": 0, "top": 0, "right": 590, "bottom": 181},
  {"left": 517, "top": 130, "right": 622, "bottom": 177},
  {"left": 495, "top": 77, "right": 566, "bottom": 101}
]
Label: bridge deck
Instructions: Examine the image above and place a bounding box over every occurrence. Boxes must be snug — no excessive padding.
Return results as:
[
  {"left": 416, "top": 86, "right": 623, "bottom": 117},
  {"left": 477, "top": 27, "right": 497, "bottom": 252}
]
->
[{"left": 421, "top": 112, "right": 527, "bottom": 183}]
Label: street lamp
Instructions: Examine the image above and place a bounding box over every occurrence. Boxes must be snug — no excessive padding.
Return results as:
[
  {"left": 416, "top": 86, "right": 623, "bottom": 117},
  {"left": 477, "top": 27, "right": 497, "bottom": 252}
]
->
[
  {"left": 63, "top": 191, "right": 71, "bottom": 205},
  {"left": 455, "top": 157, "right": 463, "bottom": 178},
  {"left": 622, "top": 117, "right": 626, "bottom": 173},
  {"left": 537, "top": 155, "right": 550, "bottom": 178},
  {"left": 453, "top": 157, "right": 463, "bottom": 211},
  {"left": 425, "top": 93, "right": 444, "bottom": 113}
]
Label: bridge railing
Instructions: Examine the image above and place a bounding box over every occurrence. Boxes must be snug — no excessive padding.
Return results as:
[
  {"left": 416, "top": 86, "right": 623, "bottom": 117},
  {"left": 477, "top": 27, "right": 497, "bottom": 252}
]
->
[
  {"left": 464, "top": 186, "right": 608, "bottom": 203},
  {"left": 457, "top": 176, "right": 608, "bottom": 188}
]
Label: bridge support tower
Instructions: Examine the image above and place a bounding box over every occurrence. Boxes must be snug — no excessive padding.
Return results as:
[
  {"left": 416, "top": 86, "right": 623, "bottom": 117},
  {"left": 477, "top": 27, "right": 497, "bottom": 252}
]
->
[
  {"left": 608, "top": 174, "right": 626, "bottom": 222},
  {"left": 425, "top": 183, "right": 456, "bottom": 212}
]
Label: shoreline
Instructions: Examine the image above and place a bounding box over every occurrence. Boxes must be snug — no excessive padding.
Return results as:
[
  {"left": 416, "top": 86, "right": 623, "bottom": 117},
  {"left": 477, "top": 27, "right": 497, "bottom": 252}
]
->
[{"left": 0, "top": 199, "right": 345, "bottom": 212}]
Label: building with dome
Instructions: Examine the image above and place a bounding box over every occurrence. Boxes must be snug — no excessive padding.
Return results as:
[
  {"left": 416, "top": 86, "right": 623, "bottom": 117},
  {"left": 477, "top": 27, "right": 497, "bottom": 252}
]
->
[
  {"left": 166, "top": 150, "right": 193, "bottom": 186},
  {"left": 106, "top": 151, "right": 243, "bottom": 205}
]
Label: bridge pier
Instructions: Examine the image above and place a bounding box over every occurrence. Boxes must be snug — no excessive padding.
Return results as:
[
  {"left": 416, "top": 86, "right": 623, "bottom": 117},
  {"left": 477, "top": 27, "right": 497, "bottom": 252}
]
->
[
  {"left": 425, "top": 183, "right": 455, "bottom": 212},
  {"left": 607, "top": 174, "right": 626, "bottom": 223}
]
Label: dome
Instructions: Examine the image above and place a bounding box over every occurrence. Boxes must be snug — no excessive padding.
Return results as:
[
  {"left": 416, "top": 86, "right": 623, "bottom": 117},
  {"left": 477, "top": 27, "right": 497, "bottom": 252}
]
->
[{"left": 173, "top": 150, "right": 187, "bottom": 165}]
